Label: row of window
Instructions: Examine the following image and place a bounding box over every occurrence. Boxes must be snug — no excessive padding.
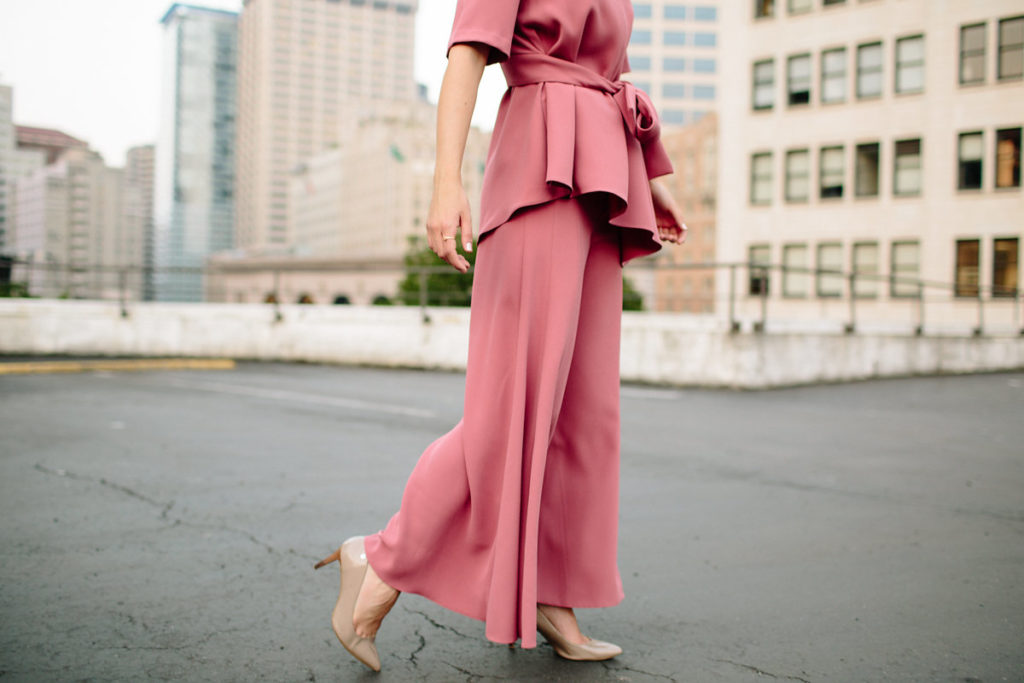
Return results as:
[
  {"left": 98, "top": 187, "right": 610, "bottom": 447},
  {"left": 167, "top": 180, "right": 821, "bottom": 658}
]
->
[
  {"left": 755, "top": 0, "right": 879, "bottom": 19},
  {"left": 630, "top": 82, "right": 716, "bottom": 100},
  {"left": 630, "top": 30, "right": 717, "bottom": 48},
  {"left": 748, "top": 237, "right": 1020, "bottom": 300},
  {"left": 634, "top": 4, "right": 717, "bottom": 21},
  {"left": 628, "top": 56, "right": 716, "bottom": 74},
  {"left": 753, "top": 15, "right": 1022, "bottom": 110},
  {"left": 749, "top": 127, "right": 1022, "bottom": 205}
]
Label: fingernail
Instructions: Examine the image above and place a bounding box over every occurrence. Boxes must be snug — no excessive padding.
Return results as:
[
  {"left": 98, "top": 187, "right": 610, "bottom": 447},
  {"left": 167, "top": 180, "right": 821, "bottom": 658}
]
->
[{"left": 465, "top": 242, "right": 473, "bottom": 252}]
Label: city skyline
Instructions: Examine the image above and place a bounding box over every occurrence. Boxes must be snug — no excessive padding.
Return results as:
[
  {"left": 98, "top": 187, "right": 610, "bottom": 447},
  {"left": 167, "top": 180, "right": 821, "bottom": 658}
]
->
[{"left": 0, "top": 0, "right": 506, "bottom": 167}]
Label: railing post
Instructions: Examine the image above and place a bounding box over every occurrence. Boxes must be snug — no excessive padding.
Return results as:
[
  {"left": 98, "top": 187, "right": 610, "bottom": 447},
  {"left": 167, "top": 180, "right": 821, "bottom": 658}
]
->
[
  {"left": 272, "top": 269, "right": 283, "bottom": 323},
  {"left": 754, "top": 264, "right": 768, "bottom": 333},
  {"left": 973, "top": 285, "right": 984, "bottom": 337},
  {"left": 845, "top": 271, "right": 856, "bottom": 334},
  {"left": 728, "top": 263, "right": 739, "bottom": 333},
  {"left": 915, "top": 280, "right": 924, "bottom": 336},
  {"left": 418, "top": 269, "right": 430, "bottom": 324},
  {"left": 119, "top": 268, "right": 129, "bottom": 318}
]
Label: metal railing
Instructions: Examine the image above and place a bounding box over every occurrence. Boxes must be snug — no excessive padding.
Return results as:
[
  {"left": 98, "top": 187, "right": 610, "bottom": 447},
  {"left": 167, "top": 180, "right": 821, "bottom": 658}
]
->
[{"left": 2, "top": 257, "right": 1022, "bottom": 337}]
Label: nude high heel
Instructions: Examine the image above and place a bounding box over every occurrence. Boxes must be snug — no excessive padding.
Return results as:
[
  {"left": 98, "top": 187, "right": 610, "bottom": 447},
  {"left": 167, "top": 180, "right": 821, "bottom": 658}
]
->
[
  {"left": 313, "top": 536, "right": 381, "bottom": 672},
  {"left": 536, "top": 608, "right": 623, "bottom": 661}
]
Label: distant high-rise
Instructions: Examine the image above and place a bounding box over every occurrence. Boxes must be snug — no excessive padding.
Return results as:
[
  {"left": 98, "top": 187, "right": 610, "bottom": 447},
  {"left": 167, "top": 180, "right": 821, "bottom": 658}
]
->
[
  {"left": 124, "top": 145, "right": 156, "bottom": 300},
  {"left": 235, "top": 0, "right": 418, "bottom": 252},
  {"left": 626, "top": 1, "right": 720, "bottom": 127},
  {"left": 154, "top": 3, "right": 238, "bottom": 301},
  {"left": 0, "top": 86, "right": 50, "bottom": 254}
]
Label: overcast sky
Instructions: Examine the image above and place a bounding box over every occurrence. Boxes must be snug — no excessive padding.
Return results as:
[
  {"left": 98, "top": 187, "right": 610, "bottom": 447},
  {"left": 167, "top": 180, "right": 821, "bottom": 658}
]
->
[{"left": 0, "top": 0, "right": 507, "bottom": 166}]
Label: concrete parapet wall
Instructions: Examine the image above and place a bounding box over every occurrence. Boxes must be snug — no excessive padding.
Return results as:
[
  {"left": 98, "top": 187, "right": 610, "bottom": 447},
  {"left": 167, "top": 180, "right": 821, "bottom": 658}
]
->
[{"left": 1, "top": 299, "right": 1022, "bottom": 389}]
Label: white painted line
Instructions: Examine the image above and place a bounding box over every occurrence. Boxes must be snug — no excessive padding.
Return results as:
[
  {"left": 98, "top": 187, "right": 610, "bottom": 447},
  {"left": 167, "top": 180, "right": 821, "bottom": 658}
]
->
[{"left": 162, "top": 378, "right": 436, "bottom": 418}]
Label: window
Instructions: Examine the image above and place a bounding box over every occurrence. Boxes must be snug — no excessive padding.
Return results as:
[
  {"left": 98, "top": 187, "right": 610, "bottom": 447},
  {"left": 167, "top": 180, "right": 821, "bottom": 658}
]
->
[
  {"left": 785, "top": 149, "right": 810, "bottom": 202},
  {"left": 749, "top": 244, "right": 771, "bottom": 295},
  {"left": 895, "top": 35, "right": 925, "bottom": 93},
  {"left": 857, "top": 42, "right": 883, "bottom": 98},
  {"left": 821, "top": 48, "right": 847, "bottom": 103},
  {"left": 993, "top": 238, "right": 1019, "bottom": 297},
  {"left": 631, "top": 30, "right": 652, "bottom": 45},
  {"left": 998, "top": 16, "right": 1024, "bottom": 80},
  {"left": 783, "top": 244, "right": 809, "bottom": 297},
  {"left": 664, "top": 57, "right": 687, "bottom": 71},
  {"left": 664, "top": 5, "right": 687, "bottom": 19},
  {"left": 958, "top": 132, "right": 983, "bottom": 190},
  {"left": 817, "top": 243, "right": 844, "bottom": 297},
  {"left": 996, "top": 128, "right": 1022, "bottom": 188},
  {"left": 634, "top": 3, "right": 652, "bottom": 18},
  {"left": 663, "top": 109, "right": 686, "bottom": 125},
  {"left": 891, "top": 241, "right": 920, "bottom": 298},
  {"left": 751, "top": 152, "right": 773, "bottom": 204},
  {"left": 665, "top": 31, "right": 687, "bottom": 46},
  {"left": 693, "top": 85, "right": 716, "bottom": 99},
  {"left": 694, "top": 32, "right": 716, "bottom": 47},
  {"left": 824, "top": 0, "right": 846, "bottom": 5},
  {"left": 820, "top": 146, "right": 845, "bottom": 198},
  {"left": 753, "top": 59, "right": 775, "bottom": 110},
  {"left": 630, "top": 56, "right": 651, "bottom": 71},
  {"left": 894, "top": 139, "right": 922, "bottom": 196},
  {"left": 955, "top": 239, "right": 980, "bottom": 297},
  {"left": 853, "top": 242, "right": 879, "bottom": 298},
  {"left": 960, "top": 23, "right": 986, "bottom": 84},
  {"left": 755, "top": 0, "right": 774, "bottom": 19},
  {"left": 788, "top": 54, "right": 811, "bottom": 105},
  {"left": 788, "top": 0, "right": 812, "bottom": 15},
  {"left": 694, "top": 7, "right": 717, "bottom": 21},
  {"left": 663, "top": 83, "right": 686, "bottom": 97},
  {"left": 694, "top": 58, "right": 716, "bottom": 73},
  {"left": 855, "top": 142, "right": 880, "bottom": 197}
]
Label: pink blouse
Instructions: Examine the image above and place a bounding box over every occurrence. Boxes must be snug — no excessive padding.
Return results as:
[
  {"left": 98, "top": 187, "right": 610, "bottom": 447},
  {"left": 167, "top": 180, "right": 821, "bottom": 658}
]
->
[{"left": 447, "top": 0, "right": 674, "bottom": 263}]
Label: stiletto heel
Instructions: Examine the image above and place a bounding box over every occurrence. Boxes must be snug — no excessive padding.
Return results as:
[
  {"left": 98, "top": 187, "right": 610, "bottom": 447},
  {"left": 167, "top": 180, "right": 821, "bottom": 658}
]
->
[
  {"left": 313, "top": 536, "right": 381, "bottom": 672},
  {"left": 536, "top": 608, "right": 622, "bottom": 661}
]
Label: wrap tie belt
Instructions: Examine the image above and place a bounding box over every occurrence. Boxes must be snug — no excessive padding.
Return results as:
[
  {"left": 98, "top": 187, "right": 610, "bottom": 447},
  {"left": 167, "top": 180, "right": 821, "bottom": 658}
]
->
[{"left": 501, "top": 51, "right": 662, "bottom": 148}]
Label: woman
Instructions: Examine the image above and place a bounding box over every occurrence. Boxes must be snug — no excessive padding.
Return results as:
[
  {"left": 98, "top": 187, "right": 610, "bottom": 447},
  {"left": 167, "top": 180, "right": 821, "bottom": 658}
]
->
[{"left": 314, "top": 0, "right": 687, "bottom": 672}]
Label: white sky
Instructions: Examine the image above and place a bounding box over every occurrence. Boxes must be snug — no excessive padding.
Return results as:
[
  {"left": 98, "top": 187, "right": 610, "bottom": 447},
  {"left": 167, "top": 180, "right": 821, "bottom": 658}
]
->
[{"left": 0, "top": 0, "right": 507, "bottom": 166}]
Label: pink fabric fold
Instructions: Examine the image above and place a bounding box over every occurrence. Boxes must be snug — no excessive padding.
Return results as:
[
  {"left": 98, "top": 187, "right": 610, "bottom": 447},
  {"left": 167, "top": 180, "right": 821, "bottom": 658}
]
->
[{"left": 477, "top": 50, "right": 674, "bottom": 264}]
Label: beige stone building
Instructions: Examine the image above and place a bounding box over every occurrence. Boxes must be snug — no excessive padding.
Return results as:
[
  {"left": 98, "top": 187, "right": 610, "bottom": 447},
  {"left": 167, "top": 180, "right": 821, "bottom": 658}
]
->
[
  {"left": 123, "top": 144, "right": 156, "bottom": 300},
  {"left": 0, "top": 85, "right": 48, "bottom": 254},
  {"left": 646, "top": 111, "right": 717, "bottom": 313},
  {"left": 209, "top": 100, "right": 489, "bottom": 305},
  {"left": 13, "top": 148, "right": 140, "bottom": 301},
  {"left": 235, "top": 0, "right": 418, "bottom": 253},
  {"left": 716, "top": 0, "right": 1023, "bottom": 333}
]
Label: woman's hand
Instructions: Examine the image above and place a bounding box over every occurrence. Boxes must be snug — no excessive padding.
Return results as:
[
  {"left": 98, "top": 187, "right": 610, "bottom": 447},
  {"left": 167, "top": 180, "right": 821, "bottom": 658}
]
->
[
  {"left": 649, "top": 178, "right": 688, "bottom": 245},
  {"left": 426, "top": 180, "right": 473, "bottom": 274}
]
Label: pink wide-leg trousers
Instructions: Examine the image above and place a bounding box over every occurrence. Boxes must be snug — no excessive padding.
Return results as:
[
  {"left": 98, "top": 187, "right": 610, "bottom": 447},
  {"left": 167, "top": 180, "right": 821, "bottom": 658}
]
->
[{"left": 364, "top": 194, "right": 624, "bottom": 648}]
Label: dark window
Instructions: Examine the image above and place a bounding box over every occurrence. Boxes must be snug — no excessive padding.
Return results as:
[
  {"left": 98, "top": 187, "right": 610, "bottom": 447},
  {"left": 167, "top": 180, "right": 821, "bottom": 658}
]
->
[
  {"left": 993, "top": 238, "right": 1020, "bottom": 297},
  {"left": 960, "top": 23, "right": 986, "bottom": 84},
  {"left": 998, "top": 15, "right": 1024, "bottom": 80},
  {"left": 958, "top": 131, "right": 984, "bottom": 190},
  {"left": 995, "top": 128, "right": 1022, "bottom": 188},
  {"left": 754, "top": 0, "right": 774, "bottom": 19},
  {"left": 856, "top": 143, "right": 880, "bottom": 197},
  {"left": 748, "top": 244, "right": 771, "bottom": 295},
  {"left": 787, "top": 54, "right": 811, "bottom": 105},
  {"left": 820, "top": 146, "right": 845, "bottom": 198},
  {"left": 954, "top": 239, "right": 980, "bottom": 297},
  {"left": 894, "top": 138, "right": 922, "bottom": 196}
]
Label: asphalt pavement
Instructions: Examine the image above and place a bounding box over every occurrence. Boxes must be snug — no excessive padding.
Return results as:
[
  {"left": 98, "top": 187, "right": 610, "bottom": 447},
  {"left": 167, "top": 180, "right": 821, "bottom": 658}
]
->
[{"left": 1, "top": 361, "right": 1022, "bottom": 682}]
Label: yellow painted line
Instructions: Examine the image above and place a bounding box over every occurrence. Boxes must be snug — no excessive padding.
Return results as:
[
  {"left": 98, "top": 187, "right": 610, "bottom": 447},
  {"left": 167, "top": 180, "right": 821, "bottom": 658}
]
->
[{"left": 0, "top": 358, "right": 237, "bottom": 375}]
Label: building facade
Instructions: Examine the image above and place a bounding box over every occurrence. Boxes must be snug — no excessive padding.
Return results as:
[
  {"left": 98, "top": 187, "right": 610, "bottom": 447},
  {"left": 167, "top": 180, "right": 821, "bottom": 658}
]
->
[
  {"left": 626, "top": 0, "right": 720, "bottom": 128},
  {"left": 717, "top": 0, "right": 1023, "bottom": 332},
  {"left": 154, "top": 3, "right": 238, "bottom": 302},
  {"left": 124, "top": 144, "right": 156, "bottom": 300},
  {"left": 0, "top": 87, "right": 49, "bottom": 255},
  {"left": 235, "top": 0, "right": 418, "bottom": 253},
  {"left": 13, "top": 147, "right": 138, "bottom": 300}
]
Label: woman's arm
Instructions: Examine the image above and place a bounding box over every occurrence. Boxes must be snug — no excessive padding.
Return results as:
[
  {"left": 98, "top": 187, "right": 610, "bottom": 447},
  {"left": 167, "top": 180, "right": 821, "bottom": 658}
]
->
[{"left": 426, "top": 43, "right": 488, "bottom": 273}]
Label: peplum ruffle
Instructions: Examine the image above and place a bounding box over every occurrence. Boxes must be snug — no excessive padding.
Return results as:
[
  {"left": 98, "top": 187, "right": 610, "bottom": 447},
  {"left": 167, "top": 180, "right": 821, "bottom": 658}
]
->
[{"left": 477, "top": 50, "right": 674, "bottom": 264}]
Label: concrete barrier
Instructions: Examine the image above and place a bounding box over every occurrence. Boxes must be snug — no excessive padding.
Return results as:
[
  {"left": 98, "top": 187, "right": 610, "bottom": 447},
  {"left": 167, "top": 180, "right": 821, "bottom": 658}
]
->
[{"left": 1, "top": 299, "right": 1021, "bottom": 388}]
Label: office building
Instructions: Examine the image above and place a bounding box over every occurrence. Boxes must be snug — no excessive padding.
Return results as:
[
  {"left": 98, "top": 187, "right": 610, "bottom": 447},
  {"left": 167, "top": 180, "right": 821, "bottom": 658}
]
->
[
  {"left": 235, "top": 0, "right": 418, "bottom": 252},
  {"left": 154, "top": 3, "right": 238, "bottom": 301},
  {"left": 626, "top": 0, "right": 721, "bottom": 128},
  {"left": 124, "top": 144, "right": 156, "bottom": 300},
  {"left": 717, "top": 0, "right": 1022, "bottom": 331}
]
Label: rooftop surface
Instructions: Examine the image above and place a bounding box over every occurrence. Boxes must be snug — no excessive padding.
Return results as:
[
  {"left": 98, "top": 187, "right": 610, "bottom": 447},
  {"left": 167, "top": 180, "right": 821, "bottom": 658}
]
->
[{"left": 1, "top": 362, "right": 1022, "bottom": 681}]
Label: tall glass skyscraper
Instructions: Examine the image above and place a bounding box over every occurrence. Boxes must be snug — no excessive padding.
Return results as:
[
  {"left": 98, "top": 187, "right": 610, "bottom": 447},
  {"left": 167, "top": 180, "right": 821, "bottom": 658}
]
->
[{"left": 154, "top": 4, "right": 238, "bottom": 301}]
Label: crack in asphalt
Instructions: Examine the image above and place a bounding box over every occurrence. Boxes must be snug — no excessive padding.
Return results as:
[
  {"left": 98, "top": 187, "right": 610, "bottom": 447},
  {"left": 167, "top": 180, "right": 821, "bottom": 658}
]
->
[
  {"left": 404, "top": 606, "right": 480, "bottom": 642},
  {"left": 711, "top": 658, "right": 812, "bottom": 683},
  {"left": 407, "top": 627, "right": 427, "bottom": 668},
  {"left": 443, "top": 661, "right": 509, "bottom": 682},
  {"left": 601, "top": 660, "right": 679, "bottom": 681},
  {"left": 32, "top": 462, "right": 278, "bottom": 554}
]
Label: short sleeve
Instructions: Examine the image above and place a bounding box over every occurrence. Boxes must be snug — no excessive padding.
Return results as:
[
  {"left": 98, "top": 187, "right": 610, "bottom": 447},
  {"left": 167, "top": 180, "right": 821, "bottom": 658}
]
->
[{"left": 446, "top": 0, "right": 521, "bottom": 65}]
